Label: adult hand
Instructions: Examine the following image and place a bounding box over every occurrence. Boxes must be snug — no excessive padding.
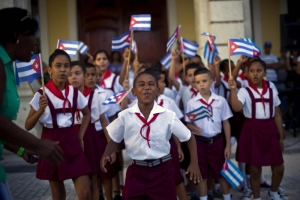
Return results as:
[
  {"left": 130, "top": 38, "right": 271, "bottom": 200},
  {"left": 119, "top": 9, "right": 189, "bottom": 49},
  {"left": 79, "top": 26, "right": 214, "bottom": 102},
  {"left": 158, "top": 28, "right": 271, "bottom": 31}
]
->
[{"left": 34, "top": 139, "right": 63, "bottom": 166}]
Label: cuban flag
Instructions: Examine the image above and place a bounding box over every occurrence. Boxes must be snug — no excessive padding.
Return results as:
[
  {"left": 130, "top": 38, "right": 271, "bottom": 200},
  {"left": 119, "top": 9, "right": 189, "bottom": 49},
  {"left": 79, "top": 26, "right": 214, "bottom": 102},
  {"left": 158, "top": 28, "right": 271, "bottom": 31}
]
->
[
  {"left": 102, "top": 90, "right": 130, "bottom": 105},
  {"left": 129, "top": 14, "right": 151, "bottom": 31},
  {"left": 167, "top": 25, "right": 181, "bottom": 52},
  {"left": 221, "top": 160, "right": 245, "bottom": 189},
  {"left": 180, "top": 37, "right": 199, "bottom": 58},
  {"left": 241, "top": 38, "right": 261, "bottom": 56},
  {"left": 132, "top": 40, "right": 138, "bottom": 54},
  {"left": 57, "top": 39, "right": 79, "bottom": 58},
  {"left": 112, "top": 31, "right": 131, "bottom": 52},
  {"left": 204, "top": 41, "right": 217, "bottom": 64},
  {"left": 78, "top": 41, "right": 89, "bottom": 55},
  {"left": 229, "top": 39, "right": 260, "bottom": 57},
  {"left": 186, "top": 106, "right": 214, "bottom": 122},
  {"left": 201, "top": 32, "right": 217, "bottom": 52},
  {"left": 15, "top": 54, "right": 43, "bottom": 85},
  {"left": 160, "top": 52, "right": 171, "bottom": 70}
]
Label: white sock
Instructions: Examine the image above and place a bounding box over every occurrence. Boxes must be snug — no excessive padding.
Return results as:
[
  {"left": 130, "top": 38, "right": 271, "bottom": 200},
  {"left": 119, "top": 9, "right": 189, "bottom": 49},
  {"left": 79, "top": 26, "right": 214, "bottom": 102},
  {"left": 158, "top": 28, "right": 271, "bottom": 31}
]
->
[
  {"left": 214, "top": 183, "right": 220, "bottom": 190},
  {"left": 260, "top": 173, "right": 266, "bottom": 183},
  {"left": 223, "top": 193, "right": 231, "bottom": 200},
  {"left": 254, "top": 198, "right": 261, "bottom": 200},
  {"left": 247, "top": 175, "right": 251, "bottom": 188},
  {"left": 200, "top": 196, "right": 207, "bottom": 200},
  {"left": 270, "top": 191, "right": 278, "bottom": 196}
]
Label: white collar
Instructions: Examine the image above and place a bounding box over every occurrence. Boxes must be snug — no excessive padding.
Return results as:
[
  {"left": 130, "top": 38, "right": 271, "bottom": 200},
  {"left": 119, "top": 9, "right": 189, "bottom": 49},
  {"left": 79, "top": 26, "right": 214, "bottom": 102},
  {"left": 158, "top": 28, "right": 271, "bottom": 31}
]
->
[
  {"left": 193, "top": 90, "right": 220, "bottom": 103},
  {"left": 129, "top": 101, "right": 166, "bottom": 116}
]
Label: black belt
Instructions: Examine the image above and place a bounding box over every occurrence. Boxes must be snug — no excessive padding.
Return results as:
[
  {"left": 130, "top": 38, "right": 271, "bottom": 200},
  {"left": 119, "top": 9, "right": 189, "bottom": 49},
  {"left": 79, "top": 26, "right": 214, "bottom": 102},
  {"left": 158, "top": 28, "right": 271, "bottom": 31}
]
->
[
  {"left": 194, "top": 134, "right": 221, "bottom": 144},
  {"left": 133, "top": 154, "right": 172, "bottom": 167}
]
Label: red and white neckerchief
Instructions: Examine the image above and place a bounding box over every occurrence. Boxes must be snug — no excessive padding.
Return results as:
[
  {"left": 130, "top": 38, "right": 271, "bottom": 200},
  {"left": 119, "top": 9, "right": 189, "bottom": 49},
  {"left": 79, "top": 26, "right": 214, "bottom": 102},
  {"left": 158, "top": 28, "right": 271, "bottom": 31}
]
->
[
  {"left": 248, "top": 79, "right": 268, "bottom": 116},
  {"left": 158, "top": 99, "right": 164, "bottom": 107},
  {"left": 100, "top": 70, "right": 112, "bottom": 88},
  {"left": 200, "top": 98, "right": 215, "bottom": 120},
  {"left": 190, "top": 88, "right": 198, "bottom": 98}
]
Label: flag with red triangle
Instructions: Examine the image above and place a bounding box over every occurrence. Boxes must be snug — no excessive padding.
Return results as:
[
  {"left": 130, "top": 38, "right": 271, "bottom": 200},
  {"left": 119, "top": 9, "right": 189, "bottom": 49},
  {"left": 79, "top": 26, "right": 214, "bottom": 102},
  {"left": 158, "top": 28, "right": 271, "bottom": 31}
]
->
[
  {"left": 228, "top": 39, "right": 259, "bottom": 57},
  {"left": 185, "top": 106, "right": 214, "bottom": 122},
  {"left": 102, "top": 90, "right": 130, "bottom": 105},
  {"left": 129, "top": 14, "right": 151, "bottom": 31}
]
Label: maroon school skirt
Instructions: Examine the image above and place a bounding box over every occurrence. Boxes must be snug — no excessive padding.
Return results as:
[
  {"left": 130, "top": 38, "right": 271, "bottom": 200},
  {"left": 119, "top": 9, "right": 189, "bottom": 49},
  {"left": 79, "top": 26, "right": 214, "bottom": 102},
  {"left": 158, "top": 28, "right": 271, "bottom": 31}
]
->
[
  {"left": 97, "top": 130, "right": 117, "bottom": 178},
  {"left": 196, "top": 136, "right": 225, "bottom": 179},
  {"left": 36, "top": 127, "right": 91, "bottom": 181},
  {"left": 123, "top": 160, "right": 177, "bottom": 200},
  {"left": 169, "top": 140, "right": 183, "bottom": 186},
  {"left": 236, "top": 118, "right": 284, "bottom": 166},
  {"left": 74, "top": 124, "right": 99, "bottom": 175}
]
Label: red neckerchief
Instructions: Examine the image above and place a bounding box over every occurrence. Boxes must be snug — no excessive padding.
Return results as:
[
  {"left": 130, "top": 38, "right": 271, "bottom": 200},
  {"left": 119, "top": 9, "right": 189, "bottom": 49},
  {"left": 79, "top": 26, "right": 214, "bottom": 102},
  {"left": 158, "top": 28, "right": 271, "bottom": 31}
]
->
[
  {"left": 175, "top": 73, "right": 179, "bottom": 79},
  {"left": 190, "top": 88, "right": 198, "bottom": 98},
  {"left": 200, "top": 99, "right": 215, "bottom": 120},
  {"left": 135, "top": 113, "right": 159, "bottom": 148},
  {"left": 100, "top": 70, "right": 112, "bottom": 88},
  {"left": 248, "top": 79, "right": 268, "bottom": 116},
  {"left": 239, "top": 73, "right": 247, "bottom": 80},
  {"left": 46, "top": 79, "right": 71, "bottom": 114},
  {"left": 222, "top": 76, "right": 229, "bottom": 82},
  {"left": 76, "top": 86, "right": 92, "bottom": 121},
  {"left": 158, "top": 99, "right": 164, "bottom": 106}
]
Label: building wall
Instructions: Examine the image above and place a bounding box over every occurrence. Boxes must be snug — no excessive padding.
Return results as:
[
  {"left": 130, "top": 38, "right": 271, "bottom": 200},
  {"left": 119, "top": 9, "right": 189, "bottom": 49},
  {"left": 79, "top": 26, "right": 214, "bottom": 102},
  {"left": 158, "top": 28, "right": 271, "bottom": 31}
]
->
[{"left": 176, "top": 0, "right": 196, "bottom": 41}]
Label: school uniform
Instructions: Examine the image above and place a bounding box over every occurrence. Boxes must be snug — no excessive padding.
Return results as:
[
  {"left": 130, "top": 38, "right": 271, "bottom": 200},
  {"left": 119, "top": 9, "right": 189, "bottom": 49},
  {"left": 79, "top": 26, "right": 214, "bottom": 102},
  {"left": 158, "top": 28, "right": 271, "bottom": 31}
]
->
[
  {"left": 107, "top": 101, "right": 191, "bottom": 199},
  {"left": 236, "top": 80, "right": 284, "bottom": 166},
  {"left": 178, "top": 85, "right": 199, "bottom": 113},
  {"left": 101, "top": 70, "right": 123, "bottom": 93},
  {"left": 74, "top": 86, "right": 109, "bottom": 175},
  {"left": 30, "top": 81, "right": 90, "bottom": 181},
  {"left": 94, "top": 84, "right": 120, "bottom": 177},
  {"left": 185, "top": 92, "right": 232, "bottom": 179}
]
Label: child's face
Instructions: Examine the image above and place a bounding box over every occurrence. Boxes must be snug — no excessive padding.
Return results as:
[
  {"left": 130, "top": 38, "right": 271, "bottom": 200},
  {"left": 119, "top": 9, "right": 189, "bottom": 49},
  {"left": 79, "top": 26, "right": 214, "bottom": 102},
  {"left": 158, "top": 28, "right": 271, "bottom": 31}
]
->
[
  {"left": 132, "top": 74, "right": 159, "bottom": 105},
  {"left": 48, "top": 55, "right": 70, "bottom": 84},
  {"left": 94, "top": 53, "right": 109, "bottom": 72},
  {"left": 184, "top": 68, "right": 197, "bottom": 88},
  {"left": 248, "top": 62, "right": 266, "bottom": 86},
  {"left": 85, "top": 67, "right": 97, "bottom": 89},
  {"left": 195, "top": 73, "right": 213, "bottom": 95},
  {"left": 95, "top": 66, "right": 101, "bottom": 84},
  {"left": 158, "top": 74, "right": 166, "bottom": 95},
  {"left": 68, "top": 65, "right": 85, "bottom": 89}
]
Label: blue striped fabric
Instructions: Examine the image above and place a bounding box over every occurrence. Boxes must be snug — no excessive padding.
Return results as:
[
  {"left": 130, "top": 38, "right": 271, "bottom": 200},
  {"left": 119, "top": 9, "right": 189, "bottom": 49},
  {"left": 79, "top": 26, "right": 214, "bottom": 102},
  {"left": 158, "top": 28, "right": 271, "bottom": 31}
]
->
[
  {"left": 220, "top": 160, "right": 245, "bottom": 189},
  {"left": 203, "top": 41, "right": 215, "bottom": 64}
]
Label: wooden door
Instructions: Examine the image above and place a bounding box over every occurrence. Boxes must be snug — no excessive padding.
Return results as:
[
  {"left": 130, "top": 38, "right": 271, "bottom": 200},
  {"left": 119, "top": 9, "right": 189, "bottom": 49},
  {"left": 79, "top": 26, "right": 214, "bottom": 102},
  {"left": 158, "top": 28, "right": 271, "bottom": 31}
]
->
[{"left": 77, "top": 0, "right": 168, "bottom": 64}]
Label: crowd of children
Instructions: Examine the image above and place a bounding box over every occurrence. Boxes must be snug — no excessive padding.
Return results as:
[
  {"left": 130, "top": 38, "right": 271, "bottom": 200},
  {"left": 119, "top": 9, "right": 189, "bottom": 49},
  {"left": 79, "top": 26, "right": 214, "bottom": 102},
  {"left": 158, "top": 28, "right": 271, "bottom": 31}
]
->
[{"left": 25, "top": 46, "right": 289, "bottom": 200}]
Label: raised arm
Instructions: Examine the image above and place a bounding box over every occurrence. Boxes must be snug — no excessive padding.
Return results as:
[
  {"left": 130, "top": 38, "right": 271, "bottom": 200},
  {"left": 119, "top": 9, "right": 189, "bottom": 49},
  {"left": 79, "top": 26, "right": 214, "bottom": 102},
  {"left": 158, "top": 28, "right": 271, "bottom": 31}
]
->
[
  {"left": 119, "top": 48, "right": 130, "bottom": 85},
  {"left": 228, "top": 76, "right": 243, "bottom": 112},
  {"left": 212, "top": 55, "right": 221, "bottom": 88},
  {"left": 25, "top": 95, "right": 48, "bottom": 131},
  {"left": 168, "top": 50, "right": 181, "bottom": 91}
]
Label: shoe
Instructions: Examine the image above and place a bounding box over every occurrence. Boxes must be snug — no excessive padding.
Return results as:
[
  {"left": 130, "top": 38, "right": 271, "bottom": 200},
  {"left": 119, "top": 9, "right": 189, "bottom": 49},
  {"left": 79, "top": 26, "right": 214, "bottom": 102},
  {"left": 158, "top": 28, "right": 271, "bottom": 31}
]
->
[
  {"left": 213, "top": 189, "right": 223, "bottom": 199},
  {"left": 267, "top": 191, "right": 282, "bottom": 200},
  {"left": 278, "top": 187, "right": 289, "bottom": 200},
  {"left": 208, "top": 193, "right": 214, "bottom": 200},
  {"left": 99, "top": 195, "right": 105, "bottom": 200},
  {"left": 190, "top": 192, "right": 199, "bottom": 200},
  {"left": 260, "top": 181, "right": 272, "bottom": 189},
  {"left": 113, "top": 194, "right": 122, "bottom": 200},
  {"left": 242, "top": 189, "right": 252, "bottom": 200}
]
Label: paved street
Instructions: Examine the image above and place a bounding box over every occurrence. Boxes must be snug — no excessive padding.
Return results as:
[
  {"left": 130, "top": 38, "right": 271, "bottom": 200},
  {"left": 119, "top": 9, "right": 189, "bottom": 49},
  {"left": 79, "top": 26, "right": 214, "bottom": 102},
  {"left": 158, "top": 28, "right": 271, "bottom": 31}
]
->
[{"left": 2, "top": 130, "right": 300, "bottom": 200}]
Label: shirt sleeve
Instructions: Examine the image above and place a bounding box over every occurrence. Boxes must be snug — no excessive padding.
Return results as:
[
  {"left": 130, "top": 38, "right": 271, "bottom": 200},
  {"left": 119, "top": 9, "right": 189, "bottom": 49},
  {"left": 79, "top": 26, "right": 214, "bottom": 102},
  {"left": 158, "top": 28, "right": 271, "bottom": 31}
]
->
[
  {"left": 297, "top": 56, "right": 300, "bottom": 62},
  {"left": 270, "top": 82, "right": 279, "bottom": 95},
  {"left": 77, "top": 91, "right": 88, "bottom": 110},
  {"left": 237, "top": 88, "right": 247, "bottom": 105},
  {"left": 97, "top": 94, "right": 109, "bottom": 116},
  {"left": 169, "top": 100, "right": 183, "bottom": 119},
  {"left": 274, "top": 92, "right": 281, "bottom": 107},
  {"left": 184, "top": 100, "right": 193, "bottom": 122},
  {"left": 106, "top": 114, "right": 125, "bottom": 143},
  {"left": 29, "top": 92, "right": 42, "bottom": 111},
  {"left": 171, "top": 113, "right": 191, "bottom": 142},
  {"left": 178, "top": 85, "right": 186, "bottom": 97},
  {"left": 221, "top": 98, "right": 233, "bottom": 120},
  {"left": 113, "top": 76, "right": 124, "bottom": 93}
]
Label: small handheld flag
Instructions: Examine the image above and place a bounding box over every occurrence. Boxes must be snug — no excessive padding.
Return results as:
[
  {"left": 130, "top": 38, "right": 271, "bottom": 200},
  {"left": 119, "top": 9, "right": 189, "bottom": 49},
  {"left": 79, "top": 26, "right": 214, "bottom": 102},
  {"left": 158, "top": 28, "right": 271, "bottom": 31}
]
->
[
  {"left": 132, "top": 40, "right": 138, "bottom": 54},
  {"left": 15, "top": 54, "right": 43, "bottom": 85},
  {"left": 229, "top": 39, "right": 259, "bottom": 57},
  {"left": 102, "top": 90, "right": 130, "bottom": 105},
  {"left": 241, "top": 38, "right": 261, "bottom": 56},
  {"left": 221, "top": 160, "right": 245, "bottom": 189},
  {"left": 112, "top": 31, "right": 131, "bottom": 52},
  {"left": 57, "top": 39, "right": 80, "bottom": 58},
  {"left": 204, "top": 41, "right": 216, "bottom": 64},
  {"left": 129, "top": 14, "right": 151, "bottom": 31},
  {"left": 186, "top": 106, "right": 214, "bottom": 122},
  {"left": 201, "top": 32, "right": 217, "bottom": 52},
  {"left": 180, "top": 38, "right": 199, "bottom": 58},
  {"left": 78, "top": 41, "right": 89, "bottom": 55},
  {"left": 160, "top": 52, "right": 172, "bottom": 70},
  {"left": 167, "top": 25, "right": 181, "bottom": 52}
]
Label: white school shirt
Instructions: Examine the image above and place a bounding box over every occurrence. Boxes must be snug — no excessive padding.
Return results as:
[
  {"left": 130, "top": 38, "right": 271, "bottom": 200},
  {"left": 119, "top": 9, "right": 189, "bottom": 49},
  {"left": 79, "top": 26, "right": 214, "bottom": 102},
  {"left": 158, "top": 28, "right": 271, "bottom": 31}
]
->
[
  {"left": 94, "top": 85, "right": 120, "bottom": 131},
  {"left": 185, "top": 92, "right": 233, "bottom": 137},
  {"left": 102, "top": 72, "right": 124, "bottom": 93},
  {"left": 107, "top": 101, "right": 191, "bottom": 160},
  {"left": 239, "top": 79, "right": 279, "bottom": 95},
  {"left": 178, "top": 85, "right": 197, "bottom": 113},
  {"left": 216, "top": 77, "right": 230, "bottom": 100},
  {"left": 163, "top": 87, "right": 175, "bottom": 99},
  {"left": 74, "top": 91, "right": 109, "bottom": 124},
  {"left": 260, "top": 54, "right": 279, "bottom": 82},
  {"left": 237, "top": 87, "right": 280, "bottom": 119},
  {"left": 30, "top": 85, "right": 87, "bottom": 128}
]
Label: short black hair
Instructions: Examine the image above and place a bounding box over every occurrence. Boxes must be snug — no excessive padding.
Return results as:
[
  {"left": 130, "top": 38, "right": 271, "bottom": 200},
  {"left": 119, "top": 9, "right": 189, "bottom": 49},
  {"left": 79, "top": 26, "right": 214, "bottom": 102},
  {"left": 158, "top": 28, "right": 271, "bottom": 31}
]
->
[
  {"left": 220, "top": 59, "right": 234, "bottom": 72},
  {"left": 71, "top": 61, "right": 86, "bottom": 74},
  {"left": 84, "top": 56, "right": 93, "bottom": 64},
  {"left": 194, "top": 67, "right": 212, "bottom": 79},
  {"left": 144, "top": 67, "right": 165, "bottom": 82},
  {"left": 85, "top": 62, "right": 96, "bottom": 70},
  {"left": 248, "top": 58, "right": 267, "bottom": 71},
  {"left": 185, "top": 62, "right": 201, "bottom": 75},
  {"left": 93, "top": 49, "right": 110, "bottom": 61},
  {"left": 0, "top": 7, "right": 38, "bottom": 45},
  {"left": 133, "top": 71, "right": 158, "bottom": 88},
  {"left": 49, "top": 49, "right": 71, "bottom": 67}
]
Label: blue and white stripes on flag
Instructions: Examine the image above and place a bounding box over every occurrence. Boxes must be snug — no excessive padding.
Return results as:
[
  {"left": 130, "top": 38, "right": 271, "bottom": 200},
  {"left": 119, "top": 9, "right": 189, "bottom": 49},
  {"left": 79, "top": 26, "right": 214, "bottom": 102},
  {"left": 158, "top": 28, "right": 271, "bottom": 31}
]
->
[
  {"left": 78, "top": 41, "right": 89, "bottom": 55},
  {"left": 15, "top": 54, "right": 43, "bottom": 85},
  {"left": 186, "top": 106, "right": 214, "bottom": 122},
  {"left": 102, "top": 90, "right": 128, "bottom": 105},
  {"left": 180, "top": 38, "right": 199, "bottom": 58},
  {"left": 160, "top": 52, "right": 171, "bottom": 70},
  {"left": 112, "top": 31, "right": 131, "bottom": 52},
  {"left": 221, "top": 160, "right": 245, "bottom": 189},
  {"left": 167, "top": 25, "right": 181, "bottom": 52},
  {"left": 129, "top": 14, "right": 151, "bottom": 31},
  {"left": 241, "top": 38, "right": 261, "bottom": 56},
  {"left": 132, "top": 40, "right": 138, "bottom": 54},
  {"left": 57, "top": 39, "right": 79, "bottom": 58},
  {"left": 204, "top": 41, "right": 217, "bottom": 64},
  {"left": 229, "top": 39, "right": 260, "bottom": 57}
]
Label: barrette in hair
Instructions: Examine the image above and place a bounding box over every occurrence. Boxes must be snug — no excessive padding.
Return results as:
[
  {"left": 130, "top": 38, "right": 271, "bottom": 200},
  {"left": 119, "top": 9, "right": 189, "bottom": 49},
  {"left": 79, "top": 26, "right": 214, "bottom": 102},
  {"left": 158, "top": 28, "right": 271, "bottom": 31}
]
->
[{"left": 20, "top": 11, "right": 31, "bottom": 21}]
